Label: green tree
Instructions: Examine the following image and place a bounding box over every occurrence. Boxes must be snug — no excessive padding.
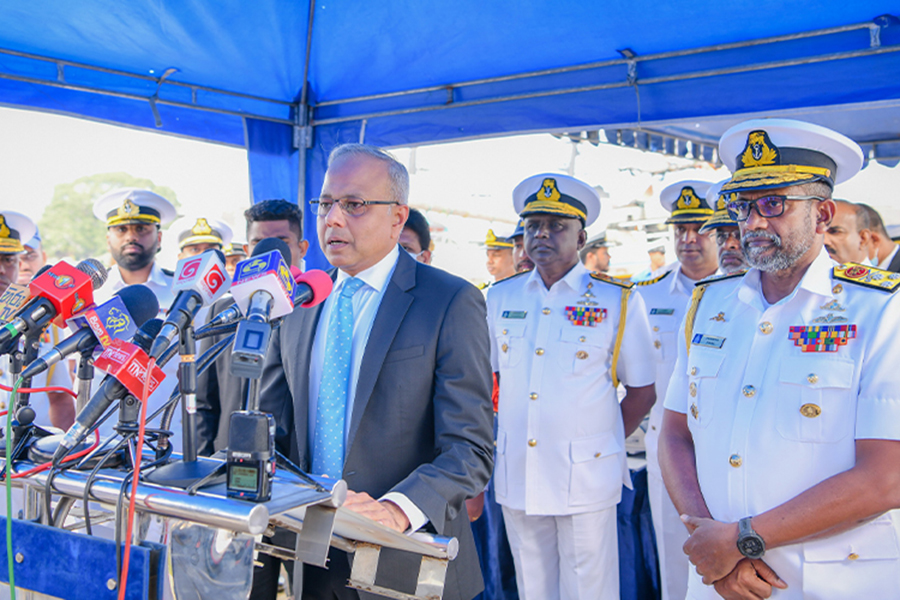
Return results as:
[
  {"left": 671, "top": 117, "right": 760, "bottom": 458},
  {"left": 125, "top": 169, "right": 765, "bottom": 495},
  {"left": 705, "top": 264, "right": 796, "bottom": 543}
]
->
[{"left": 38, "top": 173, "right": 178, "bottom": 260}]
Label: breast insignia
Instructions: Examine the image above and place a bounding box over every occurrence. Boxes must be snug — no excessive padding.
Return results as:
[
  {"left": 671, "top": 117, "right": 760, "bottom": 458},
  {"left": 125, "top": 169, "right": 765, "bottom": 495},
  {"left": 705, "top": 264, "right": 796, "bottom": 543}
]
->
[{"left": 833, "top": 263, "right": 900, "bottom": 292}]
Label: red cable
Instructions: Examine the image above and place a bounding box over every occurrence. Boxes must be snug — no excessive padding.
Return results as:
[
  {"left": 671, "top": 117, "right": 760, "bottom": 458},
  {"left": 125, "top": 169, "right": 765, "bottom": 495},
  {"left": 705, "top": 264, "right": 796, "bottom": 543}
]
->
[
  {"left": 8, "top": 430, "right": 100, "bottom": 479},
  {"left": 118, "top": 357, "right": 154, "bottom": 600},
  {"left": 0, "top": 384, "right": 77, "bottom": 398}
]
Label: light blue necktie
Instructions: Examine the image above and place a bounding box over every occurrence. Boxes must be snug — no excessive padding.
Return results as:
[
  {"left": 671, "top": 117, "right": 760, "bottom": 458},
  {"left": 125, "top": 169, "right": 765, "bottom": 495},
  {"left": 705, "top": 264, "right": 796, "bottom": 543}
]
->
[{"left": 312, "top": 277, "right": 366, "bottom": 478}]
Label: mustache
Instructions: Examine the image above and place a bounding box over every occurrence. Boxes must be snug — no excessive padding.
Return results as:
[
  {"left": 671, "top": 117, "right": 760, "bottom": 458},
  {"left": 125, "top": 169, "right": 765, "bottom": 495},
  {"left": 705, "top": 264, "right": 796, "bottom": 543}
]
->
[{"left": 741, "top": 229, "right": 781, "bottom": 250}]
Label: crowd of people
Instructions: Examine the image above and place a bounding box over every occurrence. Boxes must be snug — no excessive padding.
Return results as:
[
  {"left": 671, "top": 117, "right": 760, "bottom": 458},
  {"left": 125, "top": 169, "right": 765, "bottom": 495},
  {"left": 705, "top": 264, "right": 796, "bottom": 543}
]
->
[{"left": 1, "top": 116, "right": 900, "bottom": 600}]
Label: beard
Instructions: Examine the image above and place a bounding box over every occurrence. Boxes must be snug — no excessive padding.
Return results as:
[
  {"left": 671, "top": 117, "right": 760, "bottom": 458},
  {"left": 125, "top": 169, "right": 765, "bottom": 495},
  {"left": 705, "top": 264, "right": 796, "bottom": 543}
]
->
[
  {"left": 741, "top": 210, "right": 815, "bottom": 273},
  {"left": 112, "top": 241, "right": 157, "bottom": 271}
]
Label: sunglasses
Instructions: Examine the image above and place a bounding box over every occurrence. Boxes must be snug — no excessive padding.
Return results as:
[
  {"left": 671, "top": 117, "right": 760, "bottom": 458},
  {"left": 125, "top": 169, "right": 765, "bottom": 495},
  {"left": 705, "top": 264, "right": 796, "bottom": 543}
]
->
[{"left": 726, "top": 195, "right": 826, "bottom": 222}]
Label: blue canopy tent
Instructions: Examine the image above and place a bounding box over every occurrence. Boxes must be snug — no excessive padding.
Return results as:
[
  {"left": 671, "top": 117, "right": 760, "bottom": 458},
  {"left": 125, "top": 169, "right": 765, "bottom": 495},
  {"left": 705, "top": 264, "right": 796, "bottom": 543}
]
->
[{"left": 0, "top": 0, "right": 899, "bottom": 268}]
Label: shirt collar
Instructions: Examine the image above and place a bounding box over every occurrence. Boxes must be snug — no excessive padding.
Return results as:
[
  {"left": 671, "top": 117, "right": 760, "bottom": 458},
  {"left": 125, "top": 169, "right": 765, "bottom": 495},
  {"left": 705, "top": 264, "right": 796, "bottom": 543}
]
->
[
  {"left": 738, "top": 246, "right": 835, "bottom": 309},
  {"left": 334, "top": 244, "right": 400, "bottom": 294},
  {"left": 879, "top": 244, "right": 899, "bottom": 270},
  {"left": 525, "top": 260, "right": 587, "bottom": 292},
  {"left": 108, "top": 261, "right": 167, "bottom": 289}
]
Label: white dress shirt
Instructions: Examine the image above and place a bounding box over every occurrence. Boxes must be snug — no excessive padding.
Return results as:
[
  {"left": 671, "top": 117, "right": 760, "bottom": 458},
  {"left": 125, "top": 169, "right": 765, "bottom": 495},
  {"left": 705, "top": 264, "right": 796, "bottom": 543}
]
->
[
  {"left": 879, "top": 243, "right": 899, "bottom": 270},
  {"left": 93, "top": 262, "right": 175, "bottom": 317}
]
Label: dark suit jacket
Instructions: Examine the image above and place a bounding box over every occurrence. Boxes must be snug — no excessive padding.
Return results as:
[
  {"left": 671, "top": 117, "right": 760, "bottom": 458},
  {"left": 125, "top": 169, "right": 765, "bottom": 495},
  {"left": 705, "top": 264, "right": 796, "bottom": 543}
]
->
[
  {"left": 887, "top": 248, "right": 900, "bottom": 273},
  {"left": 260, "top": 250, "right": 494, "bottom": 600},
  {"left": 195, "top": 296, "right": 293, "bottom": 457}
]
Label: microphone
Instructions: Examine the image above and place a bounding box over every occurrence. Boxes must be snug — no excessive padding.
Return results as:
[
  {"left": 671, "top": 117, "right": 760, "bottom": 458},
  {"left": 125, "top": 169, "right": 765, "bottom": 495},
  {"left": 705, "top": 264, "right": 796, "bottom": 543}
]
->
[
  {"left": 229, "top": 239, "right": 294, "bottom": 380},
  {"left": 20, "top": 285, "right": 159, "bottom": 380},
  {"left": 149, "top": 249, "right": 229, "bottom": 359},
  {"left": 0, "top": 259, "right": 109, "bottom": 348},
  {"left": 230, "top": 238, "right": 295, "bottom": 323},
  {"left": 290, "top": 266, "right": 333, "bottom": 308},
  {"left": 52, "top": 319, "right": 164, "bottom": 463}
]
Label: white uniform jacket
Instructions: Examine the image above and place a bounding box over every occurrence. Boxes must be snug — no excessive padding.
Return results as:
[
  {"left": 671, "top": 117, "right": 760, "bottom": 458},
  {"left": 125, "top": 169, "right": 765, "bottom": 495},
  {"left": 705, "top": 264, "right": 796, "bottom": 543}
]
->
[
  {"left": 487, "top": 262, "right": 655, "bottom": 516},
  {"left": 664, "top": 248, "right": 900, "bottom": 599}
]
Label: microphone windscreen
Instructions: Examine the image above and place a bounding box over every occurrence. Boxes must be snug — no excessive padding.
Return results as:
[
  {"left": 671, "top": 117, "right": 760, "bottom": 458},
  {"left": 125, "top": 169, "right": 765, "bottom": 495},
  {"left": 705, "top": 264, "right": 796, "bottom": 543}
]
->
[
  {"left": 251, "top": 237, "right": 291, "bottom": 265},
  {"left": 114, "top": 285, "right": 160, "bottom": 328},
  {"left": 208, "top": 248, "right": 226, "bottom": 264},
  {"left": 76, "top": 258, "right": 109, "bottom": 289},
  {"left": 132, "top": 318, "right": 164, "bottom": 353},
  {"left": 294, "top": 269, "right": 333, "bottom": 308}
]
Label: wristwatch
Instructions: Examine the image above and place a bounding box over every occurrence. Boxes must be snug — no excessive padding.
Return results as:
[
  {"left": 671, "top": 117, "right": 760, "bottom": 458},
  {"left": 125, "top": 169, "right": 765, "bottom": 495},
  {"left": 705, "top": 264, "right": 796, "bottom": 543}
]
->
[{"left": 737, "top": 517, "right": 766, "bottom": 559}]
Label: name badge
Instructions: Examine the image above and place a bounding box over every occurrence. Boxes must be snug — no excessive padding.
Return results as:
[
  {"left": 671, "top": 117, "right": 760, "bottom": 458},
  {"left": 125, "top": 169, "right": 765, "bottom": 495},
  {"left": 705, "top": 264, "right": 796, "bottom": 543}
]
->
[
  {"left": 692, "top": 333, "right": 725, "bottom": 349},
  {"left": 502, "top": 310, "right": 527, "bottom": 319},
  {"left": 650, "top": 308, "right": 675, "bottom": 315}
]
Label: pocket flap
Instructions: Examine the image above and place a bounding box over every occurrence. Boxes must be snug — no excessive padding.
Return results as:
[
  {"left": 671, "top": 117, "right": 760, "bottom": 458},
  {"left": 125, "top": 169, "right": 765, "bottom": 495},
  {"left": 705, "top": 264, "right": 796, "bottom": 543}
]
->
[
  {"left": 570, "top": 431, "right": 621, "bottom": 463},
  {"left": 779, "top": 356, "right": 854, "bottom": 389},
  {"left": 559, "top": 326, "right": 605, "bottom": 345},
  {"left": 384, "top": 345, "right": 425, "bottom": 363},
  {"left": 804, "top": 516, "right": 900, "bottom": 562},
  {"left": 687, "top": 348, "right": 726, "bottom": 378}
]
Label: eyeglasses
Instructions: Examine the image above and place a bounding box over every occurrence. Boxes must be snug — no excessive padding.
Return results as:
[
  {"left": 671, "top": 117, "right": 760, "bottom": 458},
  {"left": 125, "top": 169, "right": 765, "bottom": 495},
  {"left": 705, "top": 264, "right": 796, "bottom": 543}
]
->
[
  {"left": 726, "top": 195, "right": 825, "bottom": 222},
  {"left": 310, "top": 196, "right": 400, "bottom": 217},
  {"left": 710, "top": 229, "right": 741, "bottom": 246}
]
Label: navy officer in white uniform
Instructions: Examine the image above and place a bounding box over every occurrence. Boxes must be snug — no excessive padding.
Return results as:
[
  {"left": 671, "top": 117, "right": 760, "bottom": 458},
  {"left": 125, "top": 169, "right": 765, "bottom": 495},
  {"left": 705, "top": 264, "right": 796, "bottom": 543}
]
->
[
  {"left": 635, "top": 179, "right": 719, "bottom": 600},
  {"left": 660, "top": 118, "right": 900, "bottom": 599},
  {"left": 487, "top": 173, "right": 656, "bottom": 600}
]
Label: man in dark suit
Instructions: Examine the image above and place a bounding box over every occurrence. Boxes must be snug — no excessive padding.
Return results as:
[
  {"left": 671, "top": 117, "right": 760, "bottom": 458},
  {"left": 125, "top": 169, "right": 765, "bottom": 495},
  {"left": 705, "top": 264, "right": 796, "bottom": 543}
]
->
[
  {"left": 260, "top": 143, "right": 494, "bottom": 600},
  {"left": 857, "top": 203, "right": 900, "bottom": 272}
]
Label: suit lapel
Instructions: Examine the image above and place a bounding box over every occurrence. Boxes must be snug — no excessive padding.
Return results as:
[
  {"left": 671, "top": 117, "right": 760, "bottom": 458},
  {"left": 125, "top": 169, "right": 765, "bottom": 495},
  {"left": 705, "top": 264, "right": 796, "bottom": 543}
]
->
[
  {"left": 346, "top": 253, "right": 416, "bottom": 454},
  {"left": 888, "top": 250, "right": 900, "bottom": 273}
]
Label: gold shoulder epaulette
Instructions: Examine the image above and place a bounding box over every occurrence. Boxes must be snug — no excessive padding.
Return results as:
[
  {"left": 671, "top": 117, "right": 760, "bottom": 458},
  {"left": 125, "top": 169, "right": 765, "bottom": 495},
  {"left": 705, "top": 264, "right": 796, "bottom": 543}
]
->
[
  {"left": 633, "top": 269, "right": 672, "bottom": 287},
  {"left": 478, "top": 282, "right": 489, "bottom": 290},
  {"left": 490, "top": 270, "right": 530, "bottom": 287},
  {"left": 590, "top": 271, "right": 634, "bottom": 289},
  {"left": 833, "top": 263, "right": 900, "bottom": 292},
  {"left": 695, "top": 270, "right": 746, "bottom": 286}
]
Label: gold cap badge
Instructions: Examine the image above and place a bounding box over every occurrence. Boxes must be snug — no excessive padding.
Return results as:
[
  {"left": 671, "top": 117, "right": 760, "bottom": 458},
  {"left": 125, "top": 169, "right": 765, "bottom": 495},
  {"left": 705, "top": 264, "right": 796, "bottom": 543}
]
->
[
  {"left": 191, "top": 218, "right": 213, "bottom": 236},
  {"left": 739, "top": 130, "right": 780, "bottom": 169}
]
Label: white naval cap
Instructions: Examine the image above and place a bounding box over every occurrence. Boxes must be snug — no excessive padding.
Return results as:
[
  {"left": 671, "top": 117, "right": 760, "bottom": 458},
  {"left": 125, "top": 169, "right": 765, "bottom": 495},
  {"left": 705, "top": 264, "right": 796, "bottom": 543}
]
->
[
  {"left": 513, "top": 173, "right": 600, "bottom": 227},
  {"left": 170, "top": 216, "right": 233, "bottom": 250},
  {"left": 0, "top": 211, "right": 36, "bottom": 254},
  {"left": 659, "top": 180, "right": 714, "bottom": 225},
  {"left": 718, "top": 118, "right": 863, "bottom": 193},
  {"left": 93, "top": 188, "right": 177, "bottom": 227}
]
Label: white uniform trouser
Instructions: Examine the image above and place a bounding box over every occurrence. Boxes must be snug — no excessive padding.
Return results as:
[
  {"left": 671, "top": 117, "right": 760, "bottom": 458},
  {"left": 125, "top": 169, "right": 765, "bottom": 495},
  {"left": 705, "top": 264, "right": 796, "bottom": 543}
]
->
[
  {"left": 648, "top": 469, "right": 689, "bottom": 600},
  {"left": 502, "top": 505, "right": 618, "bottom": 600}
]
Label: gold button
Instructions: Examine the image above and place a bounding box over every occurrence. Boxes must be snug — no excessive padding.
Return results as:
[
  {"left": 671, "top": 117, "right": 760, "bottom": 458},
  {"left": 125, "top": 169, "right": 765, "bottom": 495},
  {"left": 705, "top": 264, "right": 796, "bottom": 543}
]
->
[
  {"left": 729, "top": 454, "right": 742, "bottom": 468},
  {"left": 542, "top": 308, "right": 551, "bottom": 315},
  {"left": 576, "top": 350, "right": 588, "bottom": 360},
  {"left": 654, "top": 340, "right": 662, "bottom": 349},
  {"left": 594, "top": 452, "right": 602, "bottom": 458},
  {"left": 800, "top": 403, "right": 822, "bottom": 418},
  {"left": 807, "top": 373, "right": 819, "bottom": 384},
  {"left": 578, "top": 336, "right": 586, "bottom": 343},
  {"left": 690, "top": 366, "right": 698, "bottom": 376},
  {"left": 535, "top": 348, "right": 544, "bottom": 356},
  {"left": 690, "top": 404, "right": 699, "bottom": 419},
  {"left": 689, "top": 382, "right": 697, "bottom": 397},
  {"left": 502, "top": 329, "right": 508, "bottom": 335},
  {"left": 529, "top": 393, "right": 538, "bottom": 400},
  {"left": 653, "top": 326, "right": 660, "bottom": 332},
  {"left": 833, "top": 284, "right": 843, "bottom": 294},
  {"left": 501, "top": 343, "right": 509, "bottom": 353},
  {"left": 848, "top": 552, "right": 859, "bottom": 561},
  {"left": 759, "top": 321, "right": 773, "bottom": 335},
  {"left": 742, "top": 385, "right": 756, "bottom": 398},
  {"left": 528, "top": 439, "right": 537, "bottom": 447}
]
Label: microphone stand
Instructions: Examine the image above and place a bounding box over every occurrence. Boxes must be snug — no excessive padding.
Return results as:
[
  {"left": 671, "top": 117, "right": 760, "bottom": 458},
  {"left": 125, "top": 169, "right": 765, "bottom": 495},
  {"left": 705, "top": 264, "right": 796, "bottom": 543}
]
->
[
  {"left": 1, "top": 329, "right": 53, "bottom": 463},
  {"left": 145, "top": 322, "right": 220, "bottom": 488}
]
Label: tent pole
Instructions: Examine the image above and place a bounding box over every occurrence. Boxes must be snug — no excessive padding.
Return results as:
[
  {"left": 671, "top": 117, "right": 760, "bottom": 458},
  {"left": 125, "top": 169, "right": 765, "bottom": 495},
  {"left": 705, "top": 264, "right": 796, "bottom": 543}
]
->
[{"left": 297, "top": 0, "right": 317, "bottom": 208}]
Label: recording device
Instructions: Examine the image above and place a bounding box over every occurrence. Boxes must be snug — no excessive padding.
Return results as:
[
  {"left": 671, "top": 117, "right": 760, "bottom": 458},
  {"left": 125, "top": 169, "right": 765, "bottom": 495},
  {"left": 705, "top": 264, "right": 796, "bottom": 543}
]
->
[
  {"left": 149, "top": 249, "right": 229, "bottom": 359},
  {"left": 20, "top": 285, "right": 159, "bottom": 380},
  {"left": 52, "top": 319, "right": 164, "bottom": 464},
  {"left": 229, "top": 239, "right": 295, "bottom": 380},
  {"left": 226, "top": 410, "right": 276, "bottom": 502},
  {"left": 0, "top": 259, "right": 108, "bottom": 350}
]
